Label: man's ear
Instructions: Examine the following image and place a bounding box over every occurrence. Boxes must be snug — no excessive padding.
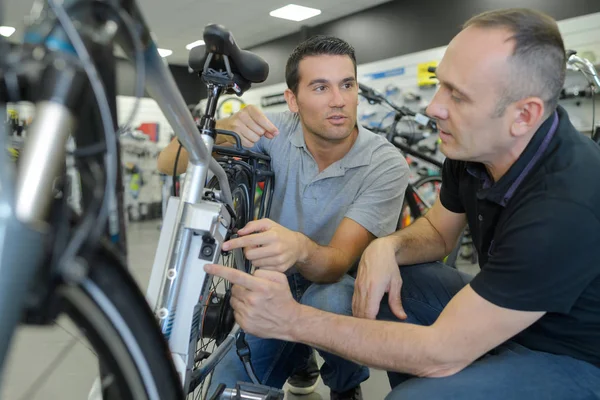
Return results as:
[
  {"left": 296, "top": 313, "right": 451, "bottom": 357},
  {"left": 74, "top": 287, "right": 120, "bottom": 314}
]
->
[
  {"left": 284, "top": 89, "right": 299, "bottom": 113},
  {"left": 510, "top": 97, "right": 545, "bottom": 138}
]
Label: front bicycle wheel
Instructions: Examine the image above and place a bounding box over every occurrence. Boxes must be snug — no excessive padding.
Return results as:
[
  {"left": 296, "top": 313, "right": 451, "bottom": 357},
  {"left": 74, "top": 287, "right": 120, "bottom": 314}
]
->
[
  {"left": 188, "top": 164, "right": 253, "bottom": 399},
  {"left": 4, "top": 243, "right": 183, "bottom": 400}
]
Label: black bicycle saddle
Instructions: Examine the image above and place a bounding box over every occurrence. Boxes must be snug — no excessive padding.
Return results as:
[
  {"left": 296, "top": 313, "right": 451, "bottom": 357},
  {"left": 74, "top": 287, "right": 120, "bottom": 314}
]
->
[{"left": 188, "top": 24, "right": 269, "bottom": 84}]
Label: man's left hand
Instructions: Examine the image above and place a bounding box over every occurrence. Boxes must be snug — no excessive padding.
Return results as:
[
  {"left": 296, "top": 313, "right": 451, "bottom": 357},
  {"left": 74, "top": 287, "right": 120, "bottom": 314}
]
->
[
  {"left": 204, "top": 264, "right": 300, "bottom": 341},
  {"left": 222, "top": 218, "right": 306, "bottom": 273}
]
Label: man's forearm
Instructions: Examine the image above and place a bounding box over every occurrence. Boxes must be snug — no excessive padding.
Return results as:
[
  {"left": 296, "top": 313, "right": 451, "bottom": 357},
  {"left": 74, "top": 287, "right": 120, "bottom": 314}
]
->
[
  {"left": 157, "top": 120, "right": 233, "bottom": 175},
  {"left": 157, "top": 137, "right": 188, "bottom": 175},
  {"left": 389, "top": 216, "right": 448, "bottom": 266},
  {"left": 290, "top": 305, "right": 460, "bottom": 377},
  {"left": 295, "top": 234, "right": 353, "bottom": 283}
]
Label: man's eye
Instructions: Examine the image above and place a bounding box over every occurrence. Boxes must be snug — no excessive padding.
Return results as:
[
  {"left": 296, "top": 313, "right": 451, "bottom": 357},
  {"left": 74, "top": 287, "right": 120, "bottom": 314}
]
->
[{"left": 315, "top": 86, "right": 326, "bottom": 92}]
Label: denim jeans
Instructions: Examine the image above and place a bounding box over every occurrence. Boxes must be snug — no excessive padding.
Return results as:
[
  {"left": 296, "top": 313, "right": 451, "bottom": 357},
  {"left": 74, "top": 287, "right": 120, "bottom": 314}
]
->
[
  {"left": 377, "top": 262, "right": 600, "bottom": 400},
  {"left": 208, "top": 273, "right": 369, "bottom": 396}
]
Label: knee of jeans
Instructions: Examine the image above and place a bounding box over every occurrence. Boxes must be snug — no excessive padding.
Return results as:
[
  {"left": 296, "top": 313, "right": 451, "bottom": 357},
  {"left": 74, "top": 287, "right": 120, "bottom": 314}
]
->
[{"left": 299, "top": 275, "right": 354, "bottom": 316}]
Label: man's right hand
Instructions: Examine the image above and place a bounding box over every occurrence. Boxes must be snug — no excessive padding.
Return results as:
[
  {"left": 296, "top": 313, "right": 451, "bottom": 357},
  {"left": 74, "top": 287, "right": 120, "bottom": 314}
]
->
[
  {"left": 352, "top": 237, "right": 407, "bottom": 321},
  {"left": 219, "top": 104, "right": 279, "bottom": 148}
]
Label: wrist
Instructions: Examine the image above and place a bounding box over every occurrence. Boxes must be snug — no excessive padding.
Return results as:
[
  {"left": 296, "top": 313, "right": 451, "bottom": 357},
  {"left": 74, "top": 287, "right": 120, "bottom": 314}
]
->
[
  {"left": 382, "top": 235, "right": 401, "bottom": 251},
  {"left": 382, "top": 235, "right": 403, "bottom": 262},
  {"left": 287, "top": 304, "right": 313, "bottom": 342},
  {"left": 295, "top": 232, "right": 310, "bottom": 264}
]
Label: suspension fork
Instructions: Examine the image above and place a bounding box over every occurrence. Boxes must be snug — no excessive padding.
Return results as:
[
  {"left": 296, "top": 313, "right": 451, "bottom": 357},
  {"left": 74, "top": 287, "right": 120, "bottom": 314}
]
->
[{"left": 0, "top": 39, "right": 88, "bottom": 381}]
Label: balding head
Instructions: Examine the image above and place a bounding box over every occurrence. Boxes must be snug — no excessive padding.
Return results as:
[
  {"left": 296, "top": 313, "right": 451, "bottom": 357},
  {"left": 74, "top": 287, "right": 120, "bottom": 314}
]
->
[{"left": 462, "top": 8, "right": 566, "bottom": 118}]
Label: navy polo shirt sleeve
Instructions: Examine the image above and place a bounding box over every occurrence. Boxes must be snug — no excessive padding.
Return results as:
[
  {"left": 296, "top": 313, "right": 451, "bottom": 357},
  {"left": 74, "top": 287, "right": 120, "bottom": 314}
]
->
[
  {"left": 440, "top": 159, "right": 466, "bottom": 213},
  {"left": 470, "top": 196, "right": 600, "bottom": 313}
]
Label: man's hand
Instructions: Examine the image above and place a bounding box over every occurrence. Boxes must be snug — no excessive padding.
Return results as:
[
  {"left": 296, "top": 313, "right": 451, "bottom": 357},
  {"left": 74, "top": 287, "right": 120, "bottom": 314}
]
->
[
  {"left": 204, "top": 264, "right": 300, "bottom": 341},
  {"left": 222, "top": 218, "right": 306, "bottom": 273},
  {"left": 219, "top": 105, "right": 279, "bottom": 148},
  {"left": 353, "top": 237, "right": 407, "bottom": 320}
]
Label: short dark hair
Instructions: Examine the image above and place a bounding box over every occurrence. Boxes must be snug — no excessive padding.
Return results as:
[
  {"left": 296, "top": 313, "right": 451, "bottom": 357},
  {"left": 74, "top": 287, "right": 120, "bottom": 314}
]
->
[
  {"left": 285, "top": 35, "right": 357, "bottom": 94},
  {"left": 463, "top": 8, "right": 566, "bottom": 117}
]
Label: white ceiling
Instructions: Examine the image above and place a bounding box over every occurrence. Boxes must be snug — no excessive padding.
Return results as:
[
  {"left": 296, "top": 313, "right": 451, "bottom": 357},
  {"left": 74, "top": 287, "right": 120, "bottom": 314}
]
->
[{"left": 3, "top": 0, "right": 392, "bottom": 65}]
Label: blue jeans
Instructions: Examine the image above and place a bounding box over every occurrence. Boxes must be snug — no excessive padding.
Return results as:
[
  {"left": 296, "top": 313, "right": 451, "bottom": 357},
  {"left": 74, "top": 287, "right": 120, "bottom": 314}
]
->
[
  {"left": 208, "top": 273, "right": 369, "bottom": 396},
  {"left": 379, "top": 262, "right": 600, "bottom": 399}
]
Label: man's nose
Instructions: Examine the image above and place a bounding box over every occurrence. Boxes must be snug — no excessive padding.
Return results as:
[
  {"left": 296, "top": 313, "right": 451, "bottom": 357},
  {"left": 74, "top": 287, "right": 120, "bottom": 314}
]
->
[{"left": 426, "top": 90, "right": 449, "bottom": 120}]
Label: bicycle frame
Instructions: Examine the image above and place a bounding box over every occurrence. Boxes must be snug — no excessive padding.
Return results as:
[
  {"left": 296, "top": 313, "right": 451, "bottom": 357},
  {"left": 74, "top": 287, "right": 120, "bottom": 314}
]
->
[
  {"left": 0, "top": 0, "right": 255, "bottom": 396},
  {"left": 391, "top": 138, "right": 443, "bottom": 169},
  {"left": 108, "top": 1, "right": 252, "bottom": 393}
]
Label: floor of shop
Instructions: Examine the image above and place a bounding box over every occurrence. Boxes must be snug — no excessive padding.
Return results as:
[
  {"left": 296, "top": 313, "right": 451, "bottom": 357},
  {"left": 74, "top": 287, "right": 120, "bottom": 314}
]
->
[{"left": 2, "top": 220, "right": 480, "bottom": 400}]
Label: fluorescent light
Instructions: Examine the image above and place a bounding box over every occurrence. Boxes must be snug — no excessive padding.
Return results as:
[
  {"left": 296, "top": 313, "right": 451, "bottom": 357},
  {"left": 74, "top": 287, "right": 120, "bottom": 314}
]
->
[
  {"left": 269, "top": 4, "right": 321, "bottom": 22},
  {"left": 186, "top": 40, "right": 205, "bottom": 50},
  {"left": 0, "top": 26, "right": 16, "bottom": 37},
  {"left": 158, "top": 48, "right": 172, "bottom": 57}
]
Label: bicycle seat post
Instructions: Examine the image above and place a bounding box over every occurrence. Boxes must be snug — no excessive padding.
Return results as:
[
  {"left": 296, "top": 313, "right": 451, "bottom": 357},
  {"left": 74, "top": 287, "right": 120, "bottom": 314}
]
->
[{"left": 198, "top": 83, "right": 224, "bottom": 141}]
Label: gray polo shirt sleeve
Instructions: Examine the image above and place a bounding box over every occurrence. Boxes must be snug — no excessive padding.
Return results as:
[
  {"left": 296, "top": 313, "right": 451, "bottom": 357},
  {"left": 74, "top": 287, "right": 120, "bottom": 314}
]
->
[
  {"left": 250, "top": 111, "right": 294, "bottom": 155},
  {"left": 345, "top": 147, "right": 409, "bottom": 237}
]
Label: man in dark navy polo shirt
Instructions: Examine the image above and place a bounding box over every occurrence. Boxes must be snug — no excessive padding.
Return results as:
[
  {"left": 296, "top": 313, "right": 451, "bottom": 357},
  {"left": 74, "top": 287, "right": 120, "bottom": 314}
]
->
[{"left": 207, "top": 7, "right": 600, "bottom": 399}]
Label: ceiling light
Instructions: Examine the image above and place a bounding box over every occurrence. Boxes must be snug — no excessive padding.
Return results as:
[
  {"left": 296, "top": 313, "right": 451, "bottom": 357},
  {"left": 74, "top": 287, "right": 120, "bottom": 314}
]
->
[
  {"left": 269, "top": 4, "right": 321, "bottom": 22},
  {"left": 186, "top": 40, "right": 205, "bottom": 50},
  {"left": 158, "top": 48, "right": 172, "bottom": 57},
  {"left": 0, "top": 26, "right": 16, "bottom": 37}
]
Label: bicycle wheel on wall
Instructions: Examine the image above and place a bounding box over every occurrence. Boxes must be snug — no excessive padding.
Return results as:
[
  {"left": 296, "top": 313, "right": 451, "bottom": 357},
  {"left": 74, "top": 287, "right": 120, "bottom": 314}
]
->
[
  {"left": 399, "top": 175, "right": 477, "bottom": 266},
  {"left": 399, "top": 175, "right": 442, "bottom": 229}
]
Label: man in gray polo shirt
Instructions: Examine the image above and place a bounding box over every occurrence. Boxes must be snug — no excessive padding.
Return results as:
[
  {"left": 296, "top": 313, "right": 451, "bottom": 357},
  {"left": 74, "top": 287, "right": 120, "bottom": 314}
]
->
[{"left": 158, "top": 35, "right": 408, "bottom": 399}]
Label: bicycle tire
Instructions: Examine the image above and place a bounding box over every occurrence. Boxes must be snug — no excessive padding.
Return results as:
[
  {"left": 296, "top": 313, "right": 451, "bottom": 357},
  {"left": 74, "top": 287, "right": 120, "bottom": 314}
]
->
[
  {"left": 399, "top": 175, "right": 443, "bottom": 229},
  {"left": 207, "top": 162, "right": 252, "bottom": 273},
  {"left": 55, "top": 243, "right": 183, "bottom": 400},
  {"left": 188, "top": 164, "right": 252, "bottom": 399},
  {"left": 400, "top": 175, "right": 477, "bottom": 266}
]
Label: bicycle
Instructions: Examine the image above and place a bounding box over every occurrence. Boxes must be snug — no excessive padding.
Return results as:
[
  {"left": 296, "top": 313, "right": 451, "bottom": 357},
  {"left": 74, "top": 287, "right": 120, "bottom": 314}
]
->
[
  {"left": 0, "top": 1, "right": 281, "bottom": 399},
  {"left": 359, "top": 83, "right": 476, "bottom": 265},
  {"left": 566, "top": 50, "right": 600, "bottom": 139}
]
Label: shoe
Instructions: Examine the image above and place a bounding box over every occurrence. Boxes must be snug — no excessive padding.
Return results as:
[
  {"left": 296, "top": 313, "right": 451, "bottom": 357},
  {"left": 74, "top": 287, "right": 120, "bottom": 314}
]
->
[
  {"left": 286, "top": 353, "right": 320, "bottom": 395},
  {"left": 330, "top": 386, "right": 363, "bottom": 400}
]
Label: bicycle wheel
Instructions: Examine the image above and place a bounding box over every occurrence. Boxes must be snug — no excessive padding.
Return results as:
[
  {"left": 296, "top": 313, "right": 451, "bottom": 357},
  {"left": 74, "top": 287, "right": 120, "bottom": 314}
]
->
[
  {"left": 400, "top": 175, "right": 477, "bottom": 266},
  {"left": 188, "top": 164, "right": 252, "bottom": 399},
  {"left": 5, "top": 243, "right": 183, "bottom": 400},
  {"left": 399, "top": 175, "right": 442, "bottom": 229}
]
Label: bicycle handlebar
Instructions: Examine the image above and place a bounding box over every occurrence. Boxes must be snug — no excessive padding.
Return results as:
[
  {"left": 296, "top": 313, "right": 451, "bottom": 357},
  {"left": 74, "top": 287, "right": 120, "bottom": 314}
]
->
[
  {"left": 358, "top": 82, "right": 439, "bottom": 132},
  {"left": 567, "top": 52, "right": 600, "bottom": 92},
  {"left": 358, "top": 82, "right": 415, "bottom": 117}
]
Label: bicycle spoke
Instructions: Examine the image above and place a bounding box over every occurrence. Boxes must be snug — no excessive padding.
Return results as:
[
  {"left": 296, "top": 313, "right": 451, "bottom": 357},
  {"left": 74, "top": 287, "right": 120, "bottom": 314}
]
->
[
  {"left": 201, "top": 339, "right": 215, "bottom": 352},
  {"left": 55, "top": 321, "right": 97, "bottom": 357},
  {"left": 18, "top": 338, "right": 79, "bottom": 400}
]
